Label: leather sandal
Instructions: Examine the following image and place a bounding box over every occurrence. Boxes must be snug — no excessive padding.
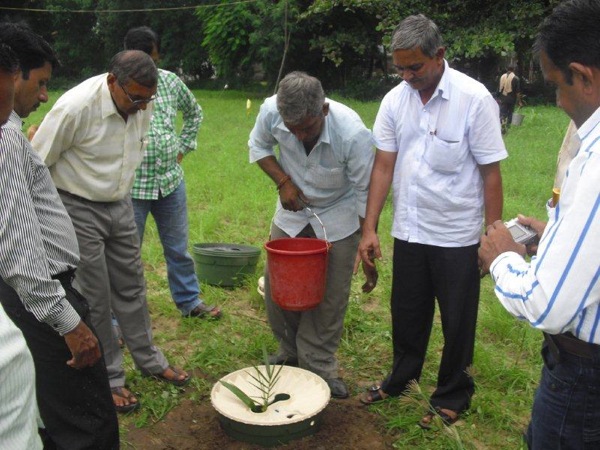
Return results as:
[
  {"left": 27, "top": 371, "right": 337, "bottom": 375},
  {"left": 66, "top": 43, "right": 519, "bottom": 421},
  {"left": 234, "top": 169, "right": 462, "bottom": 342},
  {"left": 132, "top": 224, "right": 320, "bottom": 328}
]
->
[
  {"left": 146, "top": 365, "right": 191, "bottom": 387},
  {"left": 359, "top": 384, "right": 388, "bottom": 405},
  {"left": 111, "top": 387, "right": 140, "bottom": 414}
]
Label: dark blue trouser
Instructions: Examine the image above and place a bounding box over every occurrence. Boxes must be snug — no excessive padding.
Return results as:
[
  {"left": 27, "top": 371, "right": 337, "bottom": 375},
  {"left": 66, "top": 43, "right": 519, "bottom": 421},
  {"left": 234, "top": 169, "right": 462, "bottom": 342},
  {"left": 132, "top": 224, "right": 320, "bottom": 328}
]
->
[{"left": 526, "top": 342, "right": 600, "bottom": 449}]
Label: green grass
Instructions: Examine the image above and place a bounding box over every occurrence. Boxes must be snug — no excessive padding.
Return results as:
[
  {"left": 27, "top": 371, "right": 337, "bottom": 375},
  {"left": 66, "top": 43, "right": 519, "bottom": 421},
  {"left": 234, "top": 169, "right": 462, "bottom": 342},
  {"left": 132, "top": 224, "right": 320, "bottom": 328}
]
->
[{"left": 27, "top": 90, "right": 570, "bottom": 449}]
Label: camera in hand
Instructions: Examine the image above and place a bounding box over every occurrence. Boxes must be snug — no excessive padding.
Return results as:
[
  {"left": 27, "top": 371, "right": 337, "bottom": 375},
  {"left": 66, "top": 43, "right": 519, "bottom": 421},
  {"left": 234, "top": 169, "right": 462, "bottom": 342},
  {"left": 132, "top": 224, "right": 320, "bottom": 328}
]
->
[{"left": 505, "top": 218, "right": 537, "bottom": 245}]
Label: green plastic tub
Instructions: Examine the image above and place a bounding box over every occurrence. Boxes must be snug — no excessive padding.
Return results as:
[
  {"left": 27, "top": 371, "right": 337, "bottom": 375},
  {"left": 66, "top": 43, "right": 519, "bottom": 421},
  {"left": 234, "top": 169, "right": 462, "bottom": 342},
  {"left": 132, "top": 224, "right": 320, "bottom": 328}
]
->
[{"left": 192, "top": 243, "right": 261, "bottom": 287}]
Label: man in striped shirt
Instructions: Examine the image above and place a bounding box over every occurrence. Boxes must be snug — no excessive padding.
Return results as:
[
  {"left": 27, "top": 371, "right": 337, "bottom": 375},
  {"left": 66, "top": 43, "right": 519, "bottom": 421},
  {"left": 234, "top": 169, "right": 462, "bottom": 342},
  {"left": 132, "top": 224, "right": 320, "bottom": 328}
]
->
[
  {"left": 479, "top": 1, "right": 600, "bottom": 448},
  {"left": 0, "top": 39, "right": 43, "bottom": 450},
  {"left": 0, "top": 24, "right": 118, "bottom": 449}
]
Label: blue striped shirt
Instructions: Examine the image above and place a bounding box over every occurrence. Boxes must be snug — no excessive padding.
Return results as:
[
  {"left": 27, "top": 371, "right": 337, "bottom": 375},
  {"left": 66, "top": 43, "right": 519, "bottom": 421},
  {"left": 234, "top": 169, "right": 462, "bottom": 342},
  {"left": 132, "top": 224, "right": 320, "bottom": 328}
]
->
[
  {"left": 490, "top": 106, "right": 600, "bottom": 344},
  {"left": 0, "top": 112, "right": 80, "bottom": 335}
]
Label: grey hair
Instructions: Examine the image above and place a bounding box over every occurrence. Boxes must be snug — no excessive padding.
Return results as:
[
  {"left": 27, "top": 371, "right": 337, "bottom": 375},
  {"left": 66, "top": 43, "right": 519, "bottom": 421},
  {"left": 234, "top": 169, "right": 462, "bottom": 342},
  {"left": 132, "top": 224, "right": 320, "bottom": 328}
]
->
[
  {"left": 276, "top": 71, "right": 325, "bottom": 126},
  {"left": 391, "top": 14, "right": 444, "bottom": 58},
  {"left": 108, "top": 50, "right": 157, "bottom": 88}
]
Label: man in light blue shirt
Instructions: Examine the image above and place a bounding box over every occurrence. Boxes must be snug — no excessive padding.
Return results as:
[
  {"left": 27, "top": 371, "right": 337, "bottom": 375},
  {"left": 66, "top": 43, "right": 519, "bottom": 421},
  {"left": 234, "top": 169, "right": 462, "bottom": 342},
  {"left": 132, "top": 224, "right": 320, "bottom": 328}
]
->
[{"left": 249, "top": 71, "right": 377, "bottom": 398}]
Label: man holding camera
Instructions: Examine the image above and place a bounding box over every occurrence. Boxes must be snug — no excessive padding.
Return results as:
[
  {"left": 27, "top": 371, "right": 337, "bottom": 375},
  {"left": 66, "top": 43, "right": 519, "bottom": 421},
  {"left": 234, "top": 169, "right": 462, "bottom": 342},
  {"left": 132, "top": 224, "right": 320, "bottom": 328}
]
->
[{"left": 479, "top": 1, "right": 600, "bottom": 447}]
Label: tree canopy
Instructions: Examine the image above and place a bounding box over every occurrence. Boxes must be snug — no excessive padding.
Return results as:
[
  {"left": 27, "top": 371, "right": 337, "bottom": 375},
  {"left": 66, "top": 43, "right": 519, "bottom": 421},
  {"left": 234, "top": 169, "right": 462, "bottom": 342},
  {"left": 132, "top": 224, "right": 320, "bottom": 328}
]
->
[{"left": 0, "top": 0, "right": 561, "bottom": 95}]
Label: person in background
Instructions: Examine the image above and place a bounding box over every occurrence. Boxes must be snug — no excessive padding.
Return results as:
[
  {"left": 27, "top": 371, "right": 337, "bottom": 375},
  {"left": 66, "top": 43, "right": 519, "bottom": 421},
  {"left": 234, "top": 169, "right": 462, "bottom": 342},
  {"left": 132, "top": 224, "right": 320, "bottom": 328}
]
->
[
  {"left": 479, "top": 1, "right": 600, "bottom": 448},
  {"left": 357, "top": 14, "right": 506, "bottom": 429},
  {"left": 551, "top": 120, "right": 578, "bottom": 206},
  {"left": 498, "top": 65, "right": 521, "bottom": 132},
  {"left": 32, "top": 50, "right": 191, "bottom": 415},
  {"left": 0, "top": 39, "right": 43, "bottom": 450},
  {"left": 26, "top": 123, "right": 38, "bottom": 141},
  {"left": 249, "top": 71, "right": 377, "bottom": 399},
  {"left": 0, "top": 24, "right": 119, "bottom": 448},
  {"left": 123, "top": 26, "right": 221, "bottom": 320}
]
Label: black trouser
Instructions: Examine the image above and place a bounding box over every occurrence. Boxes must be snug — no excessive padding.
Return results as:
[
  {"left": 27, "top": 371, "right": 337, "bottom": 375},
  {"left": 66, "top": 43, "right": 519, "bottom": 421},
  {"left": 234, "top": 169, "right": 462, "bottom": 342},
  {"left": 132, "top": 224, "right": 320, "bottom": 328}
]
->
[
  {"left": 0, "top": 272, "right": 119, "bottom": 450},
  {"left": 381, "top": 240, "right": 479, "bottom": 413},
  {"left": 500, "top": 94, "right": 517, "bottom": 125}
]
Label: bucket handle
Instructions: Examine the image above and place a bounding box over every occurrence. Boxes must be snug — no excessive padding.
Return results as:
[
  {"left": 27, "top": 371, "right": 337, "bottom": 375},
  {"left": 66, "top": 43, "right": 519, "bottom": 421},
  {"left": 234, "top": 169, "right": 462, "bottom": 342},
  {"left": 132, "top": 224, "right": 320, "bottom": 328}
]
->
[{"left": 299, "top": 199, "right": 328, "bottom": 243}]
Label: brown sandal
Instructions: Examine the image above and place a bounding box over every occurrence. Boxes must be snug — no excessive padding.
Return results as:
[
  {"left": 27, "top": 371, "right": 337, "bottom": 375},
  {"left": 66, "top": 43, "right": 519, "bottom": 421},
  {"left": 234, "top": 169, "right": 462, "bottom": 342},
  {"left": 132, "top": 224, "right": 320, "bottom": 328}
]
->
[{"left": 419, "top": 407, "right": 459, "bottom": 429}]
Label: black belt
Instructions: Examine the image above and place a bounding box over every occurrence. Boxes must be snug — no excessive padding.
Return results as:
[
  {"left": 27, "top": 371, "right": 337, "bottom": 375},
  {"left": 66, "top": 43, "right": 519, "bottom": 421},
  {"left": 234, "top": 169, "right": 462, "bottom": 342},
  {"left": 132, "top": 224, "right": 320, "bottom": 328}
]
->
[
  {"left": 51, "top": 268, "right": 76, "bottom": 285},
  {"left": 545, "top": 332, "right": 600, "bottom": 360}
]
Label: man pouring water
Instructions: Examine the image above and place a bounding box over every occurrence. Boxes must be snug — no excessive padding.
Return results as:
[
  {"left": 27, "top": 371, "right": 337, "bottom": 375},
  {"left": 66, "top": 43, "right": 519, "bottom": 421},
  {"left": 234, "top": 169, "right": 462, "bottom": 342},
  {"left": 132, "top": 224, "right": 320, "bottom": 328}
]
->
[{"left": 248, "top": 71, "right": 377, "bottom": 399}]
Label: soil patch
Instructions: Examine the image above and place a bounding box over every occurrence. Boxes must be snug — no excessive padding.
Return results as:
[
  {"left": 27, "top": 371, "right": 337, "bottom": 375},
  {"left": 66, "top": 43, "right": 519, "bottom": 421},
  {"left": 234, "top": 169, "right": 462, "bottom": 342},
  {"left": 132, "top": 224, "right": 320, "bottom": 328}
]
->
[{"left": 125, "top": 397, "right": 395, "bottom": 449}]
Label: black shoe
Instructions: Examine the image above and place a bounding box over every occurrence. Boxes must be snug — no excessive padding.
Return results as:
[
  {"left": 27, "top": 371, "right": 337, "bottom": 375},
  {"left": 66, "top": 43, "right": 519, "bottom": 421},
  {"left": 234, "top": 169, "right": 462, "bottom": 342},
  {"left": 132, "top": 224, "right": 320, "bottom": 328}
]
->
[
  {"left": 326, "top": 378, "right": 349, "bottom": 399},
  {"left": 267, "top": 354, "right": 298, "bottom": 366}
]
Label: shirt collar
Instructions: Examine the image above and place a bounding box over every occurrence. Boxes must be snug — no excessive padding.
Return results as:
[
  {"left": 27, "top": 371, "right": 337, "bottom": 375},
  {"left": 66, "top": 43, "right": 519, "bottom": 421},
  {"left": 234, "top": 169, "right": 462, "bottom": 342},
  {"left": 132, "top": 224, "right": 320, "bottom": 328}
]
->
[
  {"left": 8, "top": 110, "right": 22, "bottom": 128},
  {"left": 320, "top": 113, "right": 331, "bottom": 145},
  {"left": 577, "top": 105, "right": 600, "bottom": 143},
  {"left": 436, "top": 60, "right": 451, "bottom": 101},
  {"left": 100, "top": 75, "right": 120, "bottom": 119}
]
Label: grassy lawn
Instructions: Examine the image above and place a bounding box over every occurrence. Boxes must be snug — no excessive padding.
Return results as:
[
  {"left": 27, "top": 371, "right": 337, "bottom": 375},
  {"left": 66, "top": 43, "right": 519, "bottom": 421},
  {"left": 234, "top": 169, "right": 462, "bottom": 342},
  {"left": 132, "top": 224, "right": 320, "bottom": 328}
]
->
[{"left": 27, "top": 90, "right": 570, "bottom": 449}]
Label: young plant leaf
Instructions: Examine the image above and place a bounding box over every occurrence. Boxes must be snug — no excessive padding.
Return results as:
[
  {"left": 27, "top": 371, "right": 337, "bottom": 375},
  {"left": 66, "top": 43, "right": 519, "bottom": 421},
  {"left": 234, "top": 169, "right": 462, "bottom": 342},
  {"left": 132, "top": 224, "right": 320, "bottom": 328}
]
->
[
  {"left": 220, "top": 380, "right": 259, "bottom": 410},
  {"left": 263, "top": 345, "right": 271, "bottom": 375}
]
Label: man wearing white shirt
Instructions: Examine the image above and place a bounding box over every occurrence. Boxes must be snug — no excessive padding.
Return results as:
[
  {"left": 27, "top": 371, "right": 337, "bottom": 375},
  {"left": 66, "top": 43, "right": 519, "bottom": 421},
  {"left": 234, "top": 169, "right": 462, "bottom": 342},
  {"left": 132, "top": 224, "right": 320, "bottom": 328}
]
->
[
  {"left": 479, "top": 1, "right": 600, "bottom": 447},
  {"left": 33, "top": 50, "right": 190, "bottom": 414},
  {"left": 357, "top": 15, "right": 506, "bottom": 427}
]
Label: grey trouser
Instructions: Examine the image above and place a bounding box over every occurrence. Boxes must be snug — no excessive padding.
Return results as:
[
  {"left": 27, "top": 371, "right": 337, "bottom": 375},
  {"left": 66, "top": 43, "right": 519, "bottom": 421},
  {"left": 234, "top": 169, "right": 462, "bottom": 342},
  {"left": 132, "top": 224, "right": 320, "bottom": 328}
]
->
[
  {"left": 60, "top": 192, "right": 168, "bottom": 388},
  {"left": 264, "top": 223, "right": 359, "bottom": 379}
]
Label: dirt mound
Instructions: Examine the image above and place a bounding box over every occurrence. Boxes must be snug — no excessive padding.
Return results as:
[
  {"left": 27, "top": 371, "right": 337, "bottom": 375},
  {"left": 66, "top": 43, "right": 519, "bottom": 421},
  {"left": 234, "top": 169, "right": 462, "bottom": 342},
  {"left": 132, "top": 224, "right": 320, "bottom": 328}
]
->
[{"left": 125, "top": 397, "right": 395, "bottom": 449}]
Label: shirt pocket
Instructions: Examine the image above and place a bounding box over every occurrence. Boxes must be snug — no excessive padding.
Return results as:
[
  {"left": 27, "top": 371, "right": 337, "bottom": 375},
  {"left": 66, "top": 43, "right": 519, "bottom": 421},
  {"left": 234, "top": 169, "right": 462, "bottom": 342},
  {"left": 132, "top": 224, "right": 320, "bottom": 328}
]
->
[
  {"left": 305, "top": 165, "right": 346, "bottom": 190},
  {"left": 424, "top": 136, "right": 466, "bottom": 174}
]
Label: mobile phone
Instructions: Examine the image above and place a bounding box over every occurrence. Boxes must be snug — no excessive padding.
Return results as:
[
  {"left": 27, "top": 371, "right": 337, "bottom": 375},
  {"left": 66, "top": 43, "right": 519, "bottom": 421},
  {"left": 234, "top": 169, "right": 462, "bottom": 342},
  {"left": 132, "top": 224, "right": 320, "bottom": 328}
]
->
[{"left": 505, "top": 218, "right": 538, "bottom": 245}]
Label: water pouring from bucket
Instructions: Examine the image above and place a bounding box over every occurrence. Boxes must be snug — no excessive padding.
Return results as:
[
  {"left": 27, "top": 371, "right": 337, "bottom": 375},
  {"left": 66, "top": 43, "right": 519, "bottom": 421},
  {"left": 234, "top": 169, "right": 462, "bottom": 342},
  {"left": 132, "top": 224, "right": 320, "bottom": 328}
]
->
[{"left": 264, "top": 203, "right": 330, "bottom": 311}]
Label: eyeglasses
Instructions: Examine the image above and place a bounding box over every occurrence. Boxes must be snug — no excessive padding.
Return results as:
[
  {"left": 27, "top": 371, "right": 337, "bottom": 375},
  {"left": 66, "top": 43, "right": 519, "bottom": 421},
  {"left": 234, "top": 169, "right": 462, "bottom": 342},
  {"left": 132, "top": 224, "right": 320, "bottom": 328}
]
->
[{"left": 120, "top": 83, "right": 156, "bottom": 106}]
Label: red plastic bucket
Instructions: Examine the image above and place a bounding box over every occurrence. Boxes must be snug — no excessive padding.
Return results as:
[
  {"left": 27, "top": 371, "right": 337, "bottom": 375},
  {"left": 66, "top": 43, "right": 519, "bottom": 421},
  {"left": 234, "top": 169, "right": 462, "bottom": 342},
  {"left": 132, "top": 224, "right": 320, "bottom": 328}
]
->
[{"left": 265, "top": 237, "right": 329, "bottom": 311}]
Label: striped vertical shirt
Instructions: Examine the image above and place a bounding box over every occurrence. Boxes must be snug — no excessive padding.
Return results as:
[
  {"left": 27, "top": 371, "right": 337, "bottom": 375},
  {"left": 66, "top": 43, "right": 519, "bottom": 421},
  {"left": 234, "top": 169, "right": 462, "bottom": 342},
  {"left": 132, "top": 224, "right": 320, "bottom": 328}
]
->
[
  {"left": 131, "top": 69, "right": 202, "bottom": 200},
  {"left": 0, "top": 112, "right": 80, "bottom": 335},
  {"left": 490, "top": 106, "right": 600, "bottom": 344},
  {"left": 0, "top": 304, "right": 42, "bottom": 449}
]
